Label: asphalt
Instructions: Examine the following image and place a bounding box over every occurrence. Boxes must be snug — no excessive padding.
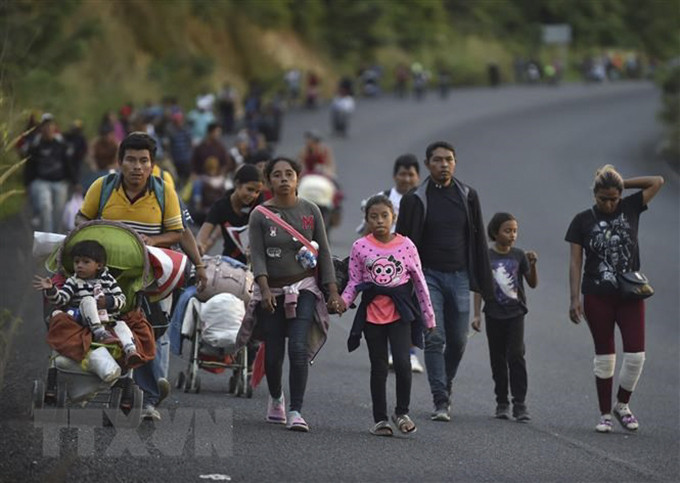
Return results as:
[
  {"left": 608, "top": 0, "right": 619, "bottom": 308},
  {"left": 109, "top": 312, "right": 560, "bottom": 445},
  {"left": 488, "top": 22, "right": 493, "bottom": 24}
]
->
[{"left": 0, "top": 80, "right": 678, "bottom": 482}]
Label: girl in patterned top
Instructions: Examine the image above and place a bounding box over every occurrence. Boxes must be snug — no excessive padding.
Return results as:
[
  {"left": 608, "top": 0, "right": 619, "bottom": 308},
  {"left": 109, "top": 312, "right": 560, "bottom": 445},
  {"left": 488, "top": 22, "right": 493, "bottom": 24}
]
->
[{"left": 342, "top": 195, "right": 435, "bottom": 436}]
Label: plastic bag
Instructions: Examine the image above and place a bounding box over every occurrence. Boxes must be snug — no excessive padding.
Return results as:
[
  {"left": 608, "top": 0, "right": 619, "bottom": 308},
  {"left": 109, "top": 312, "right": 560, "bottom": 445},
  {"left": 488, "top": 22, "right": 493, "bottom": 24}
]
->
[
  {"left": 83, "top": 346, "right": 120, "bottom": 383},
  {"left": 200, "top": 293, "right": 245, "bottom": 351},
  {"left": 62, "top": 193, "right": 84, "bottom": 232}
]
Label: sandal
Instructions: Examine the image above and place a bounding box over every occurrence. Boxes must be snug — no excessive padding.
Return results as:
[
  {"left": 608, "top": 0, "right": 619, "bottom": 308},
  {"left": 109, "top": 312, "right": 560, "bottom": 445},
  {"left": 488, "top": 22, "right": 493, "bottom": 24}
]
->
[
  {"left": 391, "top": 414, "right": 417, "bottom": 434},
  {"left": 286, "top": 411, "right": 309, "bottom": 432},
  {"left": 369, "top": 420, "right": 393, "bottom": 437},
  {"left": 613, "top": 404, "right": 639, "bottom": 431}
]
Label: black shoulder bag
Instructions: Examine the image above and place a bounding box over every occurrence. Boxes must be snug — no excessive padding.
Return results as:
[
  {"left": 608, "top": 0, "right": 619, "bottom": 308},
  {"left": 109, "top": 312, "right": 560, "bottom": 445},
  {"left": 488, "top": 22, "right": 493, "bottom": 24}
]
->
[{"left": 590, "top": 208, "right": 654, "bottom": 300}]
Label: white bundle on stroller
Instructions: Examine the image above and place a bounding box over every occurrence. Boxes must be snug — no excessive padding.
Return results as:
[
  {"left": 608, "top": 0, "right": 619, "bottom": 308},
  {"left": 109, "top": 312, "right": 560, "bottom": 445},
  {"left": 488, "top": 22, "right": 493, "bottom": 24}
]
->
[{"left": 181, "top": 293, "right": 245, "bottom": 353}]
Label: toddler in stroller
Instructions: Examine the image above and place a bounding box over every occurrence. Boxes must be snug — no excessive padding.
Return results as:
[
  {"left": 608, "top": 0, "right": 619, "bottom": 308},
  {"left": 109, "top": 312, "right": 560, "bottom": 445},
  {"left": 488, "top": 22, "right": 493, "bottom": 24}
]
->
[
  {"left": 34, "top": 239, "right": 143, "bottom": 378},
  {"left": 31, "top": 221, "right": 156, "bottom": 424}
]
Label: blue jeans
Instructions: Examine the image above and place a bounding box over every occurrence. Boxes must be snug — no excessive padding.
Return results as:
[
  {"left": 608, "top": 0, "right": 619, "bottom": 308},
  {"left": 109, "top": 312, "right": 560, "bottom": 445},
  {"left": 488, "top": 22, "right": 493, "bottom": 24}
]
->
[
  {"left": 134, "top": 297, "right": 173, "bottom": 407},
  {"left": 258, "top": 290, "right": 315, "bottom": 412},
  {"left": 423, "top": 268, "right": 470, "bottom": 407},
  {"left": 29, "top": 179, "right": 68, "bottom": 233},
  {"left": 134, "top": 358, "right": 161, "bottom": 406}
]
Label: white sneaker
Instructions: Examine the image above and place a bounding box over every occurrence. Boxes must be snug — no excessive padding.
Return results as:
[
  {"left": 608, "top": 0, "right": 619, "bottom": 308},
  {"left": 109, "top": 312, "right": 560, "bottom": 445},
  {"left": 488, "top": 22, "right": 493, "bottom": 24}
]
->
[
  {"left": 595, "top": 414, "right": 612, "bottom": 433},
  {"left": 410, "top": 353, "right": 424, "bottom": 373},
  {"left": 142, "top": 404, "right": 161, "bottom": 421}
]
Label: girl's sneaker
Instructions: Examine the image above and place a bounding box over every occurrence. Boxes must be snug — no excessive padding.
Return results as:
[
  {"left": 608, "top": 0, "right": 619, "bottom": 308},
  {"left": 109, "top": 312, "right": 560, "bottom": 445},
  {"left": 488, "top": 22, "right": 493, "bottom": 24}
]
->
[
  {"left": 286, "top": 411, "right": 309, "bottom": 432},
  {"left": 613, "top": 403, "right": 639, "bottom": 431},
  {"left": 495, "top": 403, "right": 511, "bottom": 420},
  {"left": 512, "top": 403, "right": 531, "bottom": 422},
  {"left": 596, "top": 414, "right": 613, "bottom": 433},
  {"left": 266, "top": 395, "right": 286, "bottom": 424}
]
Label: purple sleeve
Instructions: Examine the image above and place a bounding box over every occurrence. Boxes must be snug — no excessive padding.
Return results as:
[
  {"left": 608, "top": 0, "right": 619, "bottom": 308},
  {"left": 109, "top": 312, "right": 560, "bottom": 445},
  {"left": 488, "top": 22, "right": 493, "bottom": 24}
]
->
[
  {"left": 404, "top": 238, "right": 435, "bottom": 328},
  {"left": 341, "top": 240, "right": 364, "bottom": 306}
]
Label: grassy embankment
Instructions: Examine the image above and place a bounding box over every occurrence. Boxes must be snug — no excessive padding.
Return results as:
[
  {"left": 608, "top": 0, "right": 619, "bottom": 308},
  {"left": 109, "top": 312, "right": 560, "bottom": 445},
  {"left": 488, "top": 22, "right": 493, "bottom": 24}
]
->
[{"left": 1, "top": 0, "right": 564, "bottom": 219}]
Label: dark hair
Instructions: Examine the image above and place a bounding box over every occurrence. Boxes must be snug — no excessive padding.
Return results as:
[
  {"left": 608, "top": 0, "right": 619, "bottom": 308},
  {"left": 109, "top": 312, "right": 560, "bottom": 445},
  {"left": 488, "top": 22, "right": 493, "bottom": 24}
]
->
[
  {"left": 234, "top": 164, "right": 262, "bottom": 184},
  {"left": 118, "top": 132, "right": 157, "bottom": 162},
  {"left": 487, "top": 212, "right": 517, "bottom": 241},
  {"left": 264, "top": 156, "right": 302, "bottom": 182},
  {"left": 207, "top": 122, "right": 221, "bottom": 135},
  {"left": 364, "top": 194, "right": 394, "bottom": 221},
  {"left": 70, "top": 240, "right": 107, "bottom": 265},
  {"left": 425, "top": 141, "right": 456, "bottom": 161},
  {"left": 244, "top": 149, "right": 271, "bottom": 166},
  {"left": 393, "top": 153, "right": 419, "bottom": 176},
  {"left": 593, "top": 164, "right": 624, "bottom": 194}
]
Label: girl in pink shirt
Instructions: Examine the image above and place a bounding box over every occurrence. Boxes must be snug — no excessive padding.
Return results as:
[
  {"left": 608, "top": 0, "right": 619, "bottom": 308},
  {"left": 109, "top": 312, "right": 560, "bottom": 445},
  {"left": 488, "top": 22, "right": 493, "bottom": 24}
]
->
[{"left": 342, "top": 195, "right": 435, "bottom": 436}]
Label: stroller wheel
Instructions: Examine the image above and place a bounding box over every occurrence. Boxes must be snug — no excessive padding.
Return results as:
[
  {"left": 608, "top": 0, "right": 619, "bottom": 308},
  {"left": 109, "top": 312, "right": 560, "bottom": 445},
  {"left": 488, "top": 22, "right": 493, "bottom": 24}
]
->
[
  {"left": 184, "top": 372, "right": 193, "bottom": 393},
  {"left": 55, "top": 381, "right": 67, "bottom": 408},
  {"left": 117, "top": 377, "right": 135, "bottom": 413},
  {"left": 176, "top": 371, "right": 186, "bottom": 390},
  {"left": 44, "top": 367, "right": 58, "bottom": 405},
  {"left": 235, "top": 375, "right": 244, "bottom": 397},
  {"left": 30, "top": 379, "right": 45, "bottom": 417},
  {"left": 228, "top": 373, "right": 237, "bottom": 394},
  {"left": 245, "top": 376, "right": 253, "bottom": 399},
  {"left": 104, "top": 387, "right": 123, "bottom": 427}
]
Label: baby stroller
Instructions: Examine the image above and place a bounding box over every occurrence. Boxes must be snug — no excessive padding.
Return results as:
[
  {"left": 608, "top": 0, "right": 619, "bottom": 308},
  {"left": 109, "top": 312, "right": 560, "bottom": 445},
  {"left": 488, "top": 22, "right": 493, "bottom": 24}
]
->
[
  {"left": 31, "top": 221, "right": 155, "bottom": 427},
  {"left": 176, "top": 256, "right": 254, "bottom": 397}
]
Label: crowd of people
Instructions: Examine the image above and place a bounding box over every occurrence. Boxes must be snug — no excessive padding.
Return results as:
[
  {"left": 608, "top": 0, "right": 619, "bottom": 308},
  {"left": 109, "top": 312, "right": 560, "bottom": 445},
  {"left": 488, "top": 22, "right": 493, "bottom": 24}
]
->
[{"left": 26, "top": 91, "right": 664, "bottom": 436}]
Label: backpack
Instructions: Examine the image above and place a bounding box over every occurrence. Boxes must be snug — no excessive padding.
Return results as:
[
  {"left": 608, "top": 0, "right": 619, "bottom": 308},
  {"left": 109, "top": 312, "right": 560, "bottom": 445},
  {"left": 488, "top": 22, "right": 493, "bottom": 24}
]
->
[{"left": 96, "top": 172, "right": 166, "bottom": 219}]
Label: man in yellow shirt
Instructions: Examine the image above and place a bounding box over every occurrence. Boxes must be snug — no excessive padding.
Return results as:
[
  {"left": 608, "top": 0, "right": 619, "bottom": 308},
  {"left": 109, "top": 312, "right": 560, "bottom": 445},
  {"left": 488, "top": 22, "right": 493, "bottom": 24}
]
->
[{"left": 77, "top": 132, "right": 198, "bottom": 421}]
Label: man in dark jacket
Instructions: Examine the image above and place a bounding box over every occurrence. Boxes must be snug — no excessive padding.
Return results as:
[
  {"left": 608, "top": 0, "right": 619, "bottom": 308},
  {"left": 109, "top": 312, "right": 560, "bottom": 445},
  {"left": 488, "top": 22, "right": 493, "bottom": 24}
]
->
[
  {"left": 396, "top": 141, "right": 493, "bottom": 422},
  {"left": 25, "top": 114, "right": 75, "bottom": 233}
]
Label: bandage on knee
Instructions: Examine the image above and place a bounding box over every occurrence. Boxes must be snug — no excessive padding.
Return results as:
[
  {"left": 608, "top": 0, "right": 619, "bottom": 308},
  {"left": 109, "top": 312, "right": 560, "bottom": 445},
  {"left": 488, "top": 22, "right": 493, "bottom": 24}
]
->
[
  {"left": 593, "top": 354, "right": 616, "bottom": 379},
  {"left": 619, "top": 352, "right": 645, "bottom": 392}
]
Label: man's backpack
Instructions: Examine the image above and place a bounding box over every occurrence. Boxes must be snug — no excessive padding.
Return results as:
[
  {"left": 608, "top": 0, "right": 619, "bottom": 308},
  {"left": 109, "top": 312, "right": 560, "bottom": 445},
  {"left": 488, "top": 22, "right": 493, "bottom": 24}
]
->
[{"left": 96, "top": 172, "right": 166, "bottom": 219}]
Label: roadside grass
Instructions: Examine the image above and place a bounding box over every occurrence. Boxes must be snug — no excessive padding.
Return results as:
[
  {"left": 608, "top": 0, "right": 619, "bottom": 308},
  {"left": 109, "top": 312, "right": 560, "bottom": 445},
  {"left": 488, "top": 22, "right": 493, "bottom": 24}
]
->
[{"left": 0, "top": 96, "right": 28, "bottom": 220}]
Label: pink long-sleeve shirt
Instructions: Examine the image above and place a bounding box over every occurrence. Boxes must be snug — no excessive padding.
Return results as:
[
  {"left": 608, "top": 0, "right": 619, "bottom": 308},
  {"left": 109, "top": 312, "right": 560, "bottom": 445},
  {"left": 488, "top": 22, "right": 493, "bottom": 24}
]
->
[{"left": 342, "top": 234, "right": 435, "bottom": 327}]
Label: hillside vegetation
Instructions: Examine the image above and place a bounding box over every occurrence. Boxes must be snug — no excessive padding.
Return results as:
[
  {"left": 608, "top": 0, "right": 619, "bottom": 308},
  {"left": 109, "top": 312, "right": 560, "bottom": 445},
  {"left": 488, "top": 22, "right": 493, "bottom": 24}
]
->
[{"left": 1, "top": 0, "right": 678, "bottom": 130}]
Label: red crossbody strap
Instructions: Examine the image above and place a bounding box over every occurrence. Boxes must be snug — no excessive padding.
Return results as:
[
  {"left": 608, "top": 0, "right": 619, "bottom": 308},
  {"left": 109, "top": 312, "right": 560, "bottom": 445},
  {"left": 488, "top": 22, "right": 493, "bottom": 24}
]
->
[{"left": 254, "top": 205, "right": 318, "bottom": 256}]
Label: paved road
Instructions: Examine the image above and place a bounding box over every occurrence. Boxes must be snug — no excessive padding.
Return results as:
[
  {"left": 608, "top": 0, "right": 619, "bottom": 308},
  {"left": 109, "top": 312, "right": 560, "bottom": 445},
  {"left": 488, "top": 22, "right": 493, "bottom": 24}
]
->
[{"left": 1, "top": 81, "right": 678, "bottom": 482}]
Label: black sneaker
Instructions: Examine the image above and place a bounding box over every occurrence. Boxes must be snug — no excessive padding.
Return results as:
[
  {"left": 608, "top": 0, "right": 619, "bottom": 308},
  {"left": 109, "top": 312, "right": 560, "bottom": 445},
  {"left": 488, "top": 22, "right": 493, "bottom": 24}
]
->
[
  {"left": 513, "top": 403, "right": 531, "bottom": 422},
  {"left": 430, "top": 403, "right": 451, "bottom": 422},
  {"left": 495, "top": 403, "right": 511, "bottom": 419}
]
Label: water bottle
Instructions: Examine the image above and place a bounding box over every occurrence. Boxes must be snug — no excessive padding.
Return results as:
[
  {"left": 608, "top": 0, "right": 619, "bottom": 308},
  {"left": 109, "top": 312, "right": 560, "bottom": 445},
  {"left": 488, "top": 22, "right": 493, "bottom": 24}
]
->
[
  {"left": 93, "top": 283, "right": 109, "bottom": 322},
  {"left": 296, "top": 246, "right": 317, "bottom": 269}
]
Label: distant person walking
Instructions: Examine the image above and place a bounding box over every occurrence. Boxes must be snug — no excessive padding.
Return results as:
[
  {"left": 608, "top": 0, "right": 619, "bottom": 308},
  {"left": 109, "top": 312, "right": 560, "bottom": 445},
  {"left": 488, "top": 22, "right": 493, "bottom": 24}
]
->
[
  {"left": 472, "top": 213, "right": 538, "bottom": 422},
  {"left": 396, "top": 141, "right": 493, "bottom": 422},
  {"left": 566, "top": 165, "right": 664, "bottom": 433},
  {"left": 24, "top": 114, "right": 75, "bottom": 233}
]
